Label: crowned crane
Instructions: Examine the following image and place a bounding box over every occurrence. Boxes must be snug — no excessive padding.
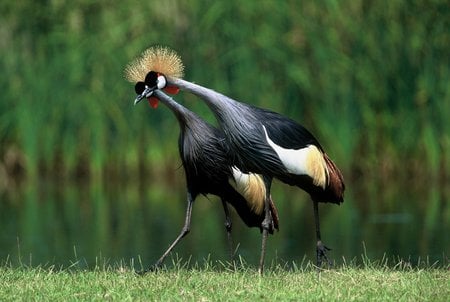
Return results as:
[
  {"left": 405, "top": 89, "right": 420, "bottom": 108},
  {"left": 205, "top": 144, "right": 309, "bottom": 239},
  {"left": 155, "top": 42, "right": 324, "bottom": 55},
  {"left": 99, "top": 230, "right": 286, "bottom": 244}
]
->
[
  {"left": 134, "top": 47, "right": 345, "bottom": 273},
  {"left": 125, "top": 51, "right": 279, "bottom": 272}
]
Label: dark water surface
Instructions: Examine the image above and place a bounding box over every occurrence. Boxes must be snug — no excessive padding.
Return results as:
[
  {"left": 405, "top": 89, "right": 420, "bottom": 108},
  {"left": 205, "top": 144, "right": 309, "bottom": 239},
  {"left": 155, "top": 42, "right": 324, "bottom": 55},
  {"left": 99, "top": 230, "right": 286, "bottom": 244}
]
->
[{"left": 0, "top": 176, "right": 448, "bottom": 269}]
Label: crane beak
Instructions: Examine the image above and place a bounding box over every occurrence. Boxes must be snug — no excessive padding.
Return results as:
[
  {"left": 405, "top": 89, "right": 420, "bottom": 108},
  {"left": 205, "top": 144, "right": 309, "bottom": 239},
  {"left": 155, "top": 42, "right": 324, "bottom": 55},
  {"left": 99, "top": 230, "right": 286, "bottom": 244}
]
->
[{"left": 134, "top": 86, "right": 155, "bottom": 105}]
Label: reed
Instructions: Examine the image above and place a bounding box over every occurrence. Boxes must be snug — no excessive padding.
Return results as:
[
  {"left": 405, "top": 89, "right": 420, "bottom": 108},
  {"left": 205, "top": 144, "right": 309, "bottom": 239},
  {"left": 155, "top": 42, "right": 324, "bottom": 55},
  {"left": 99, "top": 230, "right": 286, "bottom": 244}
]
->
[{"left": 1, "top": 0, "right": 448, "bottom": 183}]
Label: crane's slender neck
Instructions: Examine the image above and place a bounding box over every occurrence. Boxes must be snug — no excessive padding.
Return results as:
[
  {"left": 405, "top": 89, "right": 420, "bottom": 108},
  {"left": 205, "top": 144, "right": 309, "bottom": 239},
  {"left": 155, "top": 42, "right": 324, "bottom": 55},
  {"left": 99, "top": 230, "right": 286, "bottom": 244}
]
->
[
  {"left": 167, "top": 77, "right": 267, "bottom": 174},
  {"left": 168, "top": 76, "right": 260, "bottom": 132},
  {"left": 153, "top": 90, "right": 193, "bottom": 124},
  {"left": 168, "top": 78, "right": 238, "bottom": 115}
]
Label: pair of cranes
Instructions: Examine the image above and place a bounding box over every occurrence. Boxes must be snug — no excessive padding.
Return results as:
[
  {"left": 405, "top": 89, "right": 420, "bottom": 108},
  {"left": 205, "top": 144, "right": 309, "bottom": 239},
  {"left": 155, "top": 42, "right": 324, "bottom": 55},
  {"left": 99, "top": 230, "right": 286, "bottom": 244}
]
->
[{"left": 125, "top": 47, "right": 344, "bottom": 273}]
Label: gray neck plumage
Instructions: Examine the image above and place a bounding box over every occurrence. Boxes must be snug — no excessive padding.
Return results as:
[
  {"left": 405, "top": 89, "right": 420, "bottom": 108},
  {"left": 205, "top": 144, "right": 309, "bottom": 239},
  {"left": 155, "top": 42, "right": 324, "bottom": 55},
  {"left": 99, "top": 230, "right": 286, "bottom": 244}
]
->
[
  {"left": 168, "top": 77, "right": 260, "bottom": 134},
  {"left": 168, "top": 78, "right": 239, "bottom": 116},
  {"left": 153, "top": 90, "right": 194, "bottom": 124},
  {"left": 167, "top": 77, "right": 263, "bottom": 159}
]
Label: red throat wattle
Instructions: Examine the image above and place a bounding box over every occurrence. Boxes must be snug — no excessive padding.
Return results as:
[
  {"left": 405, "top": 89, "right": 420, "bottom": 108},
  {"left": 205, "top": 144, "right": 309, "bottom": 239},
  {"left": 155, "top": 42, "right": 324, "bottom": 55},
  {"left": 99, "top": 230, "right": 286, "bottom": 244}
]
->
[
  {"left": 147, "top": 83, "right": 180, "bottom": 109},
  {"left": 148, "top": 97, "right": 159, "bottom": 109},
  {"left": 164, "top": 85, "right": 180, "bottom": 95}
]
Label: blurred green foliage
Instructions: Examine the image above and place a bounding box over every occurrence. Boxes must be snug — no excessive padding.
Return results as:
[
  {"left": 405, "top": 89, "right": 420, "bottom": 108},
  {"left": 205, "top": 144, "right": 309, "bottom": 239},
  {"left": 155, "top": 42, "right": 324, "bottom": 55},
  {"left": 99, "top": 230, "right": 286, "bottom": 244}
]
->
[{"left": 0, "top": 0, "right": 448, "bottom": 184}]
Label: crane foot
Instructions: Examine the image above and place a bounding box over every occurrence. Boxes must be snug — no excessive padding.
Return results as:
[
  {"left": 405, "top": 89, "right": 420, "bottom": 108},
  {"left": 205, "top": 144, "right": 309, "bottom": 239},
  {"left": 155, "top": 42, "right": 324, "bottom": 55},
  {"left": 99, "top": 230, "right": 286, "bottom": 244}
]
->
[
  {"left": 316, "top": 240, "right": 332, "bottom": 268},
  {"left": 136, "top": 264, "right": 161, "bottom": 275},
  {"left": 261, "top": 215, "right": 275, "bottom": 234}
]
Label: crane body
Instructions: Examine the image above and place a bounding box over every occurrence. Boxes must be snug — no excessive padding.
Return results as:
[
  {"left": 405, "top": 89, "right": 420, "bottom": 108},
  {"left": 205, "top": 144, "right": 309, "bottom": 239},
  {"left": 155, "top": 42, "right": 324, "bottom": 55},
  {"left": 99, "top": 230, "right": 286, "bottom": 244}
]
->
[{"left": 168, "top": 78, "right": 344, "bottom": 203}]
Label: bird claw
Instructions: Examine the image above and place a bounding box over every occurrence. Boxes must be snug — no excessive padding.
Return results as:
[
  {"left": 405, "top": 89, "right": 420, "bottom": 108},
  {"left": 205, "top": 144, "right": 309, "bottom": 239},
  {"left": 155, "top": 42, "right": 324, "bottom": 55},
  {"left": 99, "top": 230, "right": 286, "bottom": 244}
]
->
[
  {"left": 316, "top": 241, "right": 332, "bottom": 268},
  {"left": 260, "top": 215, "right": 276, "bottom": 234},
  {"left": 135, "top": 264, "right": 161, "bottom": 275}
]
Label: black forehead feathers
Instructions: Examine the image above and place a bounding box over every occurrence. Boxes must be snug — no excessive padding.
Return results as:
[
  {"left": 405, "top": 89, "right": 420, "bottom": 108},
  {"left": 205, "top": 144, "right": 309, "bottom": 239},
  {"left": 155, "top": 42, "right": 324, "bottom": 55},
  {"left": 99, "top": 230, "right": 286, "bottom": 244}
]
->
[
  {"left": 145, "top": 71, "right": 158, "bottom": 86},
  {"left": 134, "top": 81, "right": 145, "bottom": 95}
]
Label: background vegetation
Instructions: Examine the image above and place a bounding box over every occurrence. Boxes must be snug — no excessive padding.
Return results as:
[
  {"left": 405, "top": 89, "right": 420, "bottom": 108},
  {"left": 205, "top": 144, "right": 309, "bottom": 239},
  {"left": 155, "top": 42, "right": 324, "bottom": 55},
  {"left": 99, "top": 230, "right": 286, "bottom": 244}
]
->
[{"left": 1, "top": 0, "right": 448, "bottom": 186}]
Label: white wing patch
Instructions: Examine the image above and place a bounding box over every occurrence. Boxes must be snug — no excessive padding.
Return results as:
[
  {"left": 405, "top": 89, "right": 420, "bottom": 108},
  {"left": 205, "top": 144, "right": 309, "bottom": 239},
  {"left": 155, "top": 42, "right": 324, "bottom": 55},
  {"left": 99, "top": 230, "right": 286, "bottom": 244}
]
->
[
  {"left": 229, "top": 167, "right": 265, "bottom": 215},
  {"left": 262, "top": 125, "right": 328, "bottom": 188}
]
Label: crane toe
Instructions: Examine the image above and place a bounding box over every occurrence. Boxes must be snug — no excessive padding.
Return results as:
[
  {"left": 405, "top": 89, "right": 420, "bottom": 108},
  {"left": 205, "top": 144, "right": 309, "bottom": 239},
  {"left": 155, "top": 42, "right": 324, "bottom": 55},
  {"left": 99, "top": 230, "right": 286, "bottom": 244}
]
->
[{"left": 316, "top": 240, "right": 332, "bottom": 268}]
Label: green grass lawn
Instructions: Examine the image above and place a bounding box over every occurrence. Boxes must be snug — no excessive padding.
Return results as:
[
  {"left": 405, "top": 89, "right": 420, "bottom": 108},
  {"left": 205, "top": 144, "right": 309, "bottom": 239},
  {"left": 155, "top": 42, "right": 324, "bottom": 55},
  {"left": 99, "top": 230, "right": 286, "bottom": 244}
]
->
[{"left": 0, "top": 260, "right": 448, "bottom": 301}]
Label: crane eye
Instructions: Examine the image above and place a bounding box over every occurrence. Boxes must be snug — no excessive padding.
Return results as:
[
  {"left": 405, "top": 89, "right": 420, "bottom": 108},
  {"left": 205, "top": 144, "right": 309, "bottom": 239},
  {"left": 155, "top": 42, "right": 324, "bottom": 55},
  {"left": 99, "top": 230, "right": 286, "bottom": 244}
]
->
[
  {"left": 145, "top": 71, "right": 158, "bottom": 87},
  {"left": 134, "top": 81, "right": 146, "bottom": 95}
]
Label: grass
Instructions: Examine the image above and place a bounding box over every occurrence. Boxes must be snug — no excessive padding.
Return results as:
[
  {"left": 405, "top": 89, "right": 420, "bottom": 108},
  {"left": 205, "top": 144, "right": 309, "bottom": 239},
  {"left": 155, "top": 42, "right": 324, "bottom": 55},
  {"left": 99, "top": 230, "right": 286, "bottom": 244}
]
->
[{"left": 0, "top": 258, "right": 448, "bottom": 301}]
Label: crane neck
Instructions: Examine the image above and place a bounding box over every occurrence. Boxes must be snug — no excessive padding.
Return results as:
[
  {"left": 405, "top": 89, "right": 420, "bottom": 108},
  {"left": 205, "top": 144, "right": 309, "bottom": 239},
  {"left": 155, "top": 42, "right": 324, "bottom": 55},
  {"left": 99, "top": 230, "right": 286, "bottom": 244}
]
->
[
  {"left": 168, "top": 78, "right": 237, "bottom": 113},
  {"left": 167, "top": 77, "right": 260, "bottom": 143},
  {"left": 152, "top": 90, "right": 194, "bottom": 124}
]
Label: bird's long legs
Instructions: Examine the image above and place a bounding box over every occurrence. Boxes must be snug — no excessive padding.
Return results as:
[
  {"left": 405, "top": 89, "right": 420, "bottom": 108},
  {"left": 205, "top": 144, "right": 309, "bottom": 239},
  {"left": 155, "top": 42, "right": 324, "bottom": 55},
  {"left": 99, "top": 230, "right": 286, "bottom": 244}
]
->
[
  {"left": 313, "top": 200, "right": 331, "bottom": 268},
  {"left": 142, "top": 192, "right": 195, "bottom": 273},
  {"left": 221, "top": 199, "right": 234, "bottom": 263},
  {"left": 258, "top": 178, "right": 273, "bottom": 275},
  {"left": 258, "top": 209, "right": 271, "bottom": 274}
]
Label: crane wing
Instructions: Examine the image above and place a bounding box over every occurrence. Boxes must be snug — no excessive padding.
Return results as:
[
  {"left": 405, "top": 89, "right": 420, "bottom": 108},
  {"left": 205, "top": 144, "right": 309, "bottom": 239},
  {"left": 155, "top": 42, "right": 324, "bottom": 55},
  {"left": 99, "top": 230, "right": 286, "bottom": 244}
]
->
[{"left": 254, "top": 107, "right": 323, "bottom": 151}]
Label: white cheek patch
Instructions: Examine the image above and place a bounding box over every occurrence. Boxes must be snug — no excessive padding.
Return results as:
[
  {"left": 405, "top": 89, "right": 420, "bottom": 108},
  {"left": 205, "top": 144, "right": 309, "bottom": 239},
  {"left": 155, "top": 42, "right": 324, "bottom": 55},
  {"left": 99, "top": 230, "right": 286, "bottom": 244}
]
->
[
  {"left": 157, "top": 75, "right": 167, "bottom": 89},
  {"left": 262, "top": 125, "right": 327, "bottom": 188}
]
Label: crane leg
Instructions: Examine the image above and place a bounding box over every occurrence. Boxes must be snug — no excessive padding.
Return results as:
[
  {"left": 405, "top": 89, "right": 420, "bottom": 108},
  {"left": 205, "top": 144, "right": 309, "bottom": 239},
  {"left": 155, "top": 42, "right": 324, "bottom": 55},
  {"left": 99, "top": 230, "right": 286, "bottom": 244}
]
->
[
  {"left": 258, "top": 179, "right": 273, "bottom": 275},
  {"left": 221, "top": 199, "right": 235, "bottom": 264},
  {"left": 139, "top": 192, "right": 195, "bottom": 274},
  {"left": 313, "top": 200, "right": 331, "bottom": 268}
]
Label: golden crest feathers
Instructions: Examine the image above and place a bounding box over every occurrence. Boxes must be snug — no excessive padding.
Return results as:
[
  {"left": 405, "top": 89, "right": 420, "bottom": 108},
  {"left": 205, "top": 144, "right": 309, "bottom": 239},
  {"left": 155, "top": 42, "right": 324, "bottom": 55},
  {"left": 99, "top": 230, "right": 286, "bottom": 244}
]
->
[{"left": 124, "top": 46, "right": 184, "bottom": 83}]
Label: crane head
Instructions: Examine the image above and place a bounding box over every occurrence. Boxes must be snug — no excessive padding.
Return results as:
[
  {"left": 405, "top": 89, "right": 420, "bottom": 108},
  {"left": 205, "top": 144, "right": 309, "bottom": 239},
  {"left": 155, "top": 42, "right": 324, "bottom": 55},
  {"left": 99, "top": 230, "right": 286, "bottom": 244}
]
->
[
  {"left": 134, "top": 71, "right": 167, "bottom": 107},
  {"left": 124, "top": 46, "right": 184, "bottom": 108}
]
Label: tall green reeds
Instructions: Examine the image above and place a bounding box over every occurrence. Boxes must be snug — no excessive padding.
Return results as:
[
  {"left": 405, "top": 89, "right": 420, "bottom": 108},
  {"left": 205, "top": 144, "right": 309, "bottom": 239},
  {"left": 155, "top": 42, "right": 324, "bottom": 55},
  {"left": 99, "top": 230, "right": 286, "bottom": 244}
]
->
[{"left": 0, "top": 0, "right": 448, "bottom": 184}]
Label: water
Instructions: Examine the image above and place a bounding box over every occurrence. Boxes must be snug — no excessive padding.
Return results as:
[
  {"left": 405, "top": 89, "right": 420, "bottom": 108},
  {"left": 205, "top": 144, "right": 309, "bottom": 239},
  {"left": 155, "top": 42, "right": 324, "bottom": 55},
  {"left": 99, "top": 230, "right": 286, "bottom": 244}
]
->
[{"left": 0, "top": 176, "right": 448, "bottom": 269}]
